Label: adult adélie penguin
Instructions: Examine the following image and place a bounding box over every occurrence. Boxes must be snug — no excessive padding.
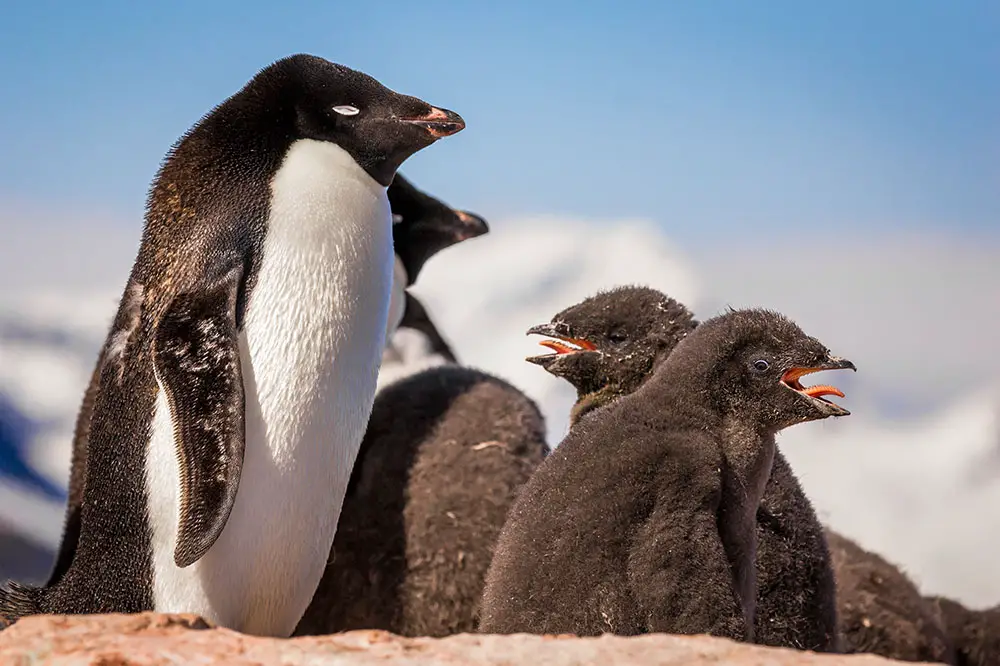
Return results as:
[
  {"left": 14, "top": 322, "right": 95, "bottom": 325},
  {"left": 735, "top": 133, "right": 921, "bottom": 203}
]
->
[{"left": 0, "top": 53, "right": 465, "bottom": 637}]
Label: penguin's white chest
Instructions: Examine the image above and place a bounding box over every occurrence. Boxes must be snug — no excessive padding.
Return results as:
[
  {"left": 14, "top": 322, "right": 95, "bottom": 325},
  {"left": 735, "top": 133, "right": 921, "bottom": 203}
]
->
[{"left": 145, "top": 139, "right": 393, "bottom": 636}]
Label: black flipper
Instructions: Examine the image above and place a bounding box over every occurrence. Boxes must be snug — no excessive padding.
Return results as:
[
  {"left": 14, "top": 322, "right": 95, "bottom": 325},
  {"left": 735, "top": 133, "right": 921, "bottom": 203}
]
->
[
  {"left": 0, "top": 581, "right": 42, "bottom": 625},
  {"left": 152, "top": 267, "right": 245, "bottom": 568},
  {"left": 399, "top": 292, "right": 458, "bottom": 363}
]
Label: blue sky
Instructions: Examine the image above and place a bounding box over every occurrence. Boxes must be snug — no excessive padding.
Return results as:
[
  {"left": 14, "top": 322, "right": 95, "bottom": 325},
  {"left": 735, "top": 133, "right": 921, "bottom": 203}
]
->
[{"left": 1, "top": 1, "right": 996, "bottom": 242}]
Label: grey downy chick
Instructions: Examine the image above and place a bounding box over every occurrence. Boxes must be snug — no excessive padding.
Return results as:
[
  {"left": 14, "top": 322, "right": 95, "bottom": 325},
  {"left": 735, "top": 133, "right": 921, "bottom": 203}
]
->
[{"left": 479, "top": 307, "right": 855, "bottom": 641}]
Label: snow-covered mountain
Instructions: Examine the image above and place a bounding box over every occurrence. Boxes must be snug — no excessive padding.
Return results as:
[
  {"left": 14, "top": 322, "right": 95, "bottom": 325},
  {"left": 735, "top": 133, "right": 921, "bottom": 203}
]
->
[{"left": 1, "top": 214, "right": 998, "bottom": 607}]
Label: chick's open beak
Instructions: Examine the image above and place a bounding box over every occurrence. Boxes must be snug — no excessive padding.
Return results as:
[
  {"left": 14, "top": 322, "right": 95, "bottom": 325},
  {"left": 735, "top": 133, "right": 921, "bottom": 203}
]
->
[
  {"left": 781, "top": 356, "right": 856, "bottom": 416},
  {"left": 525, "top": 322, "right": 598, "bottom": 365}
]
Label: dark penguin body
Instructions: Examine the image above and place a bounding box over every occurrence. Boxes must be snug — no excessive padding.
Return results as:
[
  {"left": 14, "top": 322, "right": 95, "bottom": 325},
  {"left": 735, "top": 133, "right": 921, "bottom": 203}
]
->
[
  {"left": 42, "top": 170, "right": 484, "bottom": 594},
  {"left": 929, "top": 596, "right": 1000, "bottom": 666},
  {"left": 0, "top": 54, "right": 464, "bottom": 636},
  {"left": 295, "top": 365, "right": 548, "bottom": 637},
  {"left": 827, "top": 531, "right": 955, "bottom": 663},
  {"left": 525, "top": 286, "right": 838, "bottom": 651},
  {"left": 479, "top": 308, "right": 855, "bottom": 640}
]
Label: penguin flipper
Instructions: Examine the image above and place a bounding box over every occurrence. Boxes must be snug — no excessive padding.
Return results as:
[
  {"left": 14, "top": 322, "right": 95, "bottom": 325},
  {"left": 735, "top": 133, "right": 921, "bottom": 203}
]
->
[
  {"left": 0, "top": 580, "right": 42, "bottom": 624},
  {"left": 400, "top": 292, "right": 458, "bottom": 362},
  {"left": 153, "top": 267, "right": 245, "bottom": 569}
]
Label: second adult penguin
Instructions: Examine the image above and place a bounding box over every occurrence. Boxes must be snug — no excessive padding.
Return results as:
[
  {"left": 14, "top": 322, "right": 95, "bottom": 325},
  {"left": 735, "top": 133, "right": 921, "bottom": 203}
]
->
[
  {"left": 0, "top": 54, "right": 464, "bottom": 636},
  {"left": 377, "top": 173, "right": 488, "bottom": 388}
]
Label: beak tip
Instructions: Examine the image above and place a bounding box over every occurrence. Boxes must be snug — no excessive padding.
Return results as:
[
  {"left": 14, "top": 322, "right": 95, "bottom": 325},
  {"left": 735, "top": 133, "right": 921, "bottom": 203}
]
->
[
  {"left": 401, "top": 106, "right": 466, "bottom": 138},
  {"left": 453, "top": 210, "right": 489, "bottom": 239}
]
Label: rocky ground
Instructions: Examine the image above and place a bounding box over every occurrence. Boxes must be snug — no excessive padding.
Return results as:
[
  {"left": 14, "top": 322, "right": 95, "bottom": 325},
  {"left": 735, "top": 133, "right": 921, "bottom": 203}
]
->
[{"left": 0, "top": 612, "right": 941, "bottom": 665}]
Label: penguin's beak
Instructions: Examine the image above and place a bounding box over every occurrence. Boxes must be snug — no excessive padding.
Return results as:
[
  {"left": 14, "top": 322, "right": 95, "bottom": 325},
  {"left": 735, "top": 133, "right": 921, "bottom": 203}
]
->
[
  {"left": 399, "top": 107, "right": 466, "bottom": 138},
  {"left": 525, "top": 323, "right": 597, "bottom": 363},
  {"left": 781, "top": 356, "right": 856, "bottom": 417},
  {"left": 448, "top": 210, "right": 489, "bottom": 241}
]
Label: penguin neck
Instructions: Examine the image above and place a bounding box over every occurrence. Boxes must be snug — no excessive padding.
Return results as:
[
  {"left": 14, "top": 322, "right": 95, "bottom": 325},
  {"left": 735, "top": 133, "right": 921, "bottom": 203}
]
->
[
  {"left": 570, "top": 384, "right": 625, "bottom": 425},
  {"left": 719, "top": 417, "right": 776, "bottom": 515},
  {"left": 716, "top": 417, "right": 776, "bottom": 642}
]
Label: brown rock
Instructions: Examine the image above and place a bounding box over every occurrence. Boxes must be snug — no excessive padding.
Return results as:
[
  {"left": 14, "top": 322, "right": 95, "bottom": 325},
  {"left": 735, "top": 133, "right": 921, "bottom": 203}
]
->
[{"left": 0, "top": 612, "right": 941, "bottom": 665}]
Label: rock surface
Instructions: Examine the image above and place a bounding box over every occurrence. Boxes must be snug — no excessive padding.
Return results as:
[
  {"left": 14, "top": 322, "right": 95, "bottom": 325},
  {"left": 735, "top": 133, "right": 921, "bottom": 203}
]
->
[{"left": 0, "top": 612, "right": 943, "bottom": 665}]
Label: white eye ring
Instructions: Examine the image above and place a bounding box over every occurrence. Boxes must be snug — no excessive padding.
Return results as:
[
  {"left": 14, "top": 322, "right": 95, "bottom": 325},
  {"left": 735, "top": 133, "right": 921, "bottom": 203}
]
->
[{"left": 332, "top": 105, "right": 360, "bottom": 116}]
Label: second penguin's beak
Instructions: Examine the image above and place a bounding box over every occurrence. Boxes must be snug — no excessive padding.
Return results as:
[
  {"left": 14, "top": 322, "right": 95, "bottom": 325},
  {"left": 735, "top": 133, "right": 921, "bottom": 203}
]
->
[
  {"left": 449, "top": 210, "right": 489, "bottom": 241},
  {"left": 399, "top": 107, "right": 466, "bottom": 138}
]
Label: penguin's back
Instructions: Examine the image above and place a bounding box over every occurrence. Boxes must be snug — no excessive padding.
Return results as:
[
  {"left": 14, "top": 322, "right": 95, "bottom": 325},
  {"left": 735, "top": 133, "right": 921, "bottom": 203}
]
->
[
  {"left": 295, "top": 365, "right": 547, "bottom": 637},
  {"left": 827, "top": 529, "right": 955, "bottom": 663}
]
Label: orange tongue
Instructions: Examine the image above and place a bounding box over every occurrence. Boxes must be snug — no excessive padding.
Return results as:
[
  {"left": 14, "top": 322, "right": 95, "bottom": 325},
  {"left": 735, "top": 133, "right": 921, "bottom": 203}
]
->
[
  {"left": 803, "top": 385, "right": 845, "bottom": 399},
  {"left": 539, "top": 340, "right": 577, "bottom": 354},
  {"left": 537, "top": 337, "right": 597, "bottom": 354}
]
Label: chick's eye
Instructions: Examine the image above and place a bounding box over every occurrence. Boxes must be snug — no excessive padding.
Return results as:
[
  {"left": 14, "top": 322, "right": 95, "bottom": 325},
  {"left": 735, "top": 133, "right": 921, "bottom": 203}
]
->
[
  {"left": 332, "top": 105, "right": 360, "bottom": 116},
  {"left": 608, "top": 331, "right": 627, "bottom": 343},
  {"left": 753, "top": 359, "right": 770, "bottom": 372}
]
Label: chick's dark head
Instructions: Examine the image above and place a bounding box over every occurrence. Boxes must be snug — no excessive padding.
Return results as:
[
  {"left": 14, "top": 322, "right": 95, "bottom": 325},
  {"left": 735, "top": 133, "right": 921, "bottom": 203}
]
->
[
  {"left": 526, "top": 285, "right": 698, "bottom": 397},
  {"left": 666, "top": 308, "right": 856, "bottom": 432}
]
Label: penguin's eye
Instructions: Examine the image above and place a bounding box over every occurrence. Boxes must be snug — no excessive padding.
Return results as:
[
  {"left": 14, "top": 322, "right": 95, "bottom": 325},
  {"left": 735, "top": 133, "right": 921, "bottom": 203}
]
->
[
  {"left": 332, "top": 105, "right": 360, "bottom": 116},
  {"left": 752, "top": 359, "right": 770, "bottom": 372},
  {"left": 608, "top": 330, "right": 627, "bottom": 344},
  {"left": 392, "top": 213, "right": 404, "bottom": 225}
]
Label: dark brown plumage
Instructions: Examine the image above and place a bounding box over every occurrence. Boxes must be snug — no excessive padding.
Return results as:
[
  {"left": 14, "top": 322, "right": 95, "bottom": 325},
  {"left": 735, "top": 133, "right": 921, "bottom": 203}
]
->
[
  {"left": 929, "top": 596, "right": 1000, "bottom": 666},
  {"left": 826, "top": 530, "right": 955, "bottom": 663},
  {"left": 525, "top": 286, "right": 838, "bottom": 651},
  {"left": 479, "top": 307, "right": 854, "bottom": 640},
  {"left": 294, "top": 365, "right": 548, "bottom": 637}
]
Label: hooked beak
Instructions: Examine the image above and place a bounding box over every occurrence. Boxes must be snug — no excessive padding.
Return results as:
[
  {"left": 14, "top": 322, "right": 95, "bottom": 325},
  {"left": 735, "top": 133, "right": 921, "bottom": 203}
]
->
[
  {"left": 450, "top": 209, "right": 490, "bottom": 241},
  {"left": 525, "top": 322, "right": 598, "bottom": 366},
  {"left": 399, "top": 106, "right": 466, "bottom": 138},
  {"left": 781, "top": 356, "right": 857, "bottom": 418}
]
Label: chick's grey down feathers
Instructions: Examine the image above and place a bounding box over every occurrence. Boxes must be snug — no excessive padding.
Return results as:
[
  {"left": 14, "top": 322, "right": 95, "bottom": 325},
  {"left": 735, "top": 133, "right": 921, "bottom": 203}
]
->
[
  {"left": 928, "top": 595, "right": 1000, "bottom": 666},
  {"left": 527, "top": 286, "right": 837, "bottom": 651},
  {"left": 536, "top": 288, "right": 976, "bottom": 661},
  {"left": 480, "top": 307, "right": 853, "bottom": 640},
  {"left": 827, "top": 531, "right": 956, "bottom": 664},
  {"left": 295, "top": 366, "right": 547, "bottom": 637}
]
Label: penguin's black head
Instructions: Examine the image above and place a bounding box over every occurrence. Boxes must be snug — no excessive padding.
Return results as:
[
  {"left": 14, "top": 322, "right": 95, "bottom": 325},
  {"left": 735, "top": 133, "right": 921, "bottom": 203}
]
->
[
  {"left": 253, "top": 54, "right": 465, "bottom": 186},
  {"left": 667, "top": 308, "right": 856, "bottom": 431},
  {"left": 526, "top": 286, "right": 698, "bottom": 397},
  {"left": 389, "top": 173, "right": 489, "bottom": 284}
]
